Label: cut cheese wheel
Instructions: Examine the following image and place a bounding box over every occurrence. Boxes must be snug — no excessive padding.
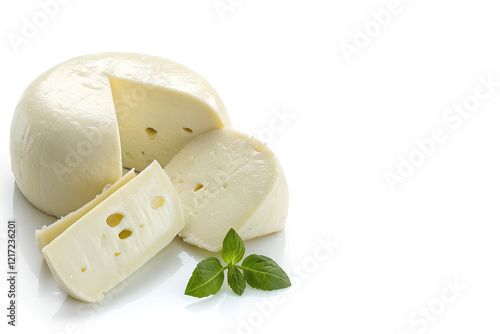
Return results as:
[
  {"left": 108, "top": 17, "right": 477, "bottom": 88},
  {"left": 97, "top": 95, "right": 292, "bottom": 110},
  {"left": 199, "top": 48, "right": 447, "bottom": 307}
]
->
[
  {"left": 10, "top": 53, "right": 230, "bottom": 217},
  {"left": 35, "top": 168, "right": 136, "bottom": 252},
  {"left": 41, "top": 161, "right": 185, "bottom": 302},
  {"left": 165, "top": 128, "right": 288, "bottom": 252}
]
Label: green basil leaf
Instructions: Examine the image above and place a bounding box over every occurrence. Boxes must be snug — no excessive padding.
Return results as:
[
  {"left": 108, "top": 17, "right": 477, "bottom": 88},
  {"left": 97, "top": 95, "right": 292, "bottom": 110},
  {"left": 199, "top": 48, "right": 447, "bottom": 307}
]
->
[
  {"left": 227, "top": 266, "right": 246, "bottom": 296},
  {"left": 241, "top": 254, "right": 291, "bottom": 291},
  {"left": 221, "top": 228, "right": 245, "bottom": 265},
  {"left": 185, "top": 257, "right": 225, "bottom": 298}
]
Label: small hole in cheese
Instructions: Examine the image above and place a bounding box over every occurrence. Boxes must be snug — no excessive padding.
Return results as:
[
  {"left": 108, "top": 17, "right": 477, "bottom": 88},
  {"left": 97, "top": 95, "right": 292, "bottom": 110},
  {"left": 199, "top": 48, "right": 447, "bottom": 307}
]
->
[
  {"left": 194, "top": 183, "right": 203, "bottom": 192},
  {"left": 106, "top": 213, "right": 123, "bottom": 227},
  {"left": 151, "top": 196, "right": 164, "bottom": 209},
  {"left": 222, "top": 182, "right": 228, "bottom": 189},
  {"left": 183, "top": 127, "right": 193, "bottom": 133},
  {"left": 118, "top": 229, "right": 132, "bottom": 240},
  {"left": 145, "top": 127, "right": 158, "bottom": 139},
  {"left": 115, "top": 252, "right": 121, "bottom": 257},
  {"left": 81, "top": 268, "right": 86, "bottom": 272}
]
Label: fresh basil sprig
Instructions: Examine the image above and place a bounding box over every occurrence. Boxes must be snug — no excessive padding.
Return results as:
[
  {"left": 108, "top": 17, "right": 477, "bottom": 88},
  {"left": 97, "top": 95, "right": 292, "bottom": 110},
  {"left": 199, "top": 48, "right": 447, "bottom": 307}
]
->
[{"left": 185, "top": 228, "right": 291, "bottom": 298}]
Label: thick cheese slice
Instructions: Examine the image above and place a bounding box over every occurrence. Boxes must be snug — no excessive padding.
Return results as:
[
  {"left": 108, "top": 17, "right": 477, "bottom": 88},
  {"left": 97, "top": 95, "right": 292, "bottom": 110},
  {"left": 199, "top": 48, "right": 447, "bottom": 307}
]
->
[
  {"left": 10, "top": 53, "right": 231, "bottom": 217},
  {"left": 35, "top": 169, "right": 136, "bottom": 252},
  {"left": 42, "top": 161, "right": 185, "bottom": 302},
  {"left": 165, "top": 129, "right": 288, "bottom": 252}
]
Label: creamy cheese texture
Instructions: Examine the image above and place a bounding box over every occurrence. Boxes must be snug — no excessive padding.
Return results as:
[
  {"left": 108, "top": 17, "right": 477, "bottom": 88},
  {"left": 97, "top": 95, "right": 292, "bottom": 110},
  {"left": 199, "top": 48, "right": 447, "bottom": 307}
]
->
[
  {"left": 35, "top": 168, "right": 136, "bottom": 252},
  {"left": 41, "top": 161, "right": 185, "bottom": 302},
  {"left": 165, "top": 128, "right": 288, "bottom": 252},
  {"left": 10, "top": 53, "right": 230, "bottom": 217}
]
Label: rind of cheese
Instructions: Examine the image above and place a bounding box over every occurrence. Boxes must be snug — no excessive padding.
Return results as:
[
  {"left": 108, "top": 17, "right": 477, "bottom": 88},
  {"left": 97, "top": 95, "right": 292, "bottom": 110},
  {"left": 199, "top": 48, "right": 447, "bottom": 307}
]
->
[
  {"left": 165, "top": 128, "right": 288, "bottom": 252},
  {"left": 10, "top": 53, "right": 231, "bottom": 217},
  {"left": 41, "top": 161, "right": 185, "bottom": 302},
  {"left": 35, "top": 169, "right": 136, "bottom": 252}
]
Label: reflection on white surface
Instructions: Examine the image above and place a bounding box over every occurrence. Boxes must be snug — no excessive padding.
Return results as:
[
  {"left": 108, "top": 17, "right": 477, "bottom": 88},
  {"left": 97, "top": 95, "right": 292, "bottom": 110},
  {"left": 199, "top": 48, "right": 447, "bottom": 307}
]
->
[{"left": 13, "top": 185, "right": 56, "bottom": 278}]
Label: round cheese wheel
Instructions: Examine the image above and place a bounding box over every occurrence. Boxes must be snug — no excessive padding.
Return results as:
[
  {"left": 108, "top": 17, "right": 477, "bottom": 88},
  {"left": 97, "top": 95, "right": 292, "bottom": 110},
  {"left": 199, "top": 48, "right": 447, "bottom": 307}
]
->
[{"left": 10, "top": 53, "right": 230, "bottom": 217}]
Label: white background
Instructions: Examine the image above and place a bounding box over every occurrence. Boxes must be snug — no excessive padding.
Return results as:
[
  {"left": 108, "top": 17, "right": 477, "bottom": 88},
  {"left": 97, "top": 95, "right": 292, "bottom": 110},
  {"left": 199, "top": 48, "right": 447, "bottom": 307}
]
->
[{"left": 2, "top": 0, "right": 500, "bottom": 333}]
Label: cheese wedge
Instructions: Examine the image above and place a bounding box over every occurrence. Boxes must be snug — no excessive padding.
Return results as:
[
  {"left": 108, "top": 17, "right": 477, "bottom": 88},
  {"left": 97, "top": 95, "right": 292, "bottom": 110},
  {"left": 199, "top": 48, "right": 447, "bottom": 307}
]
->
[
  {"left": 165, "top": 129, "right": 288, "bottom": 252},
  {"left": 35, "top": 169, "right": 136, "bottom": 252},
  {"left": 42, "top": 161, "right": 184, "bottom": 302},
  {"left": 10, "top": 53, "right": 230, "bottom": 217}
]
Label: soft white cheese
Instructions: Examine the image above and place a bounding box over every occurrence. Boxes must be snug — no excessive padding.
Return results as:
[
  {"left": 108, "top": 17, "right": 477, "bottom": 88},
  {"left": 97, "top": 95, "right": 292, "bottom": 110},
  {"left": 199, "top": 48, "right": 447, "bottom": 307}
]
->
[
  {"left": 41, "top": 161, "right": 185, "bottom": 302},
  {"left": 165, "top": 129, "right": 288, "bottom": 252},
  {"left": 10, "top": 53, "right": 230, "bottom": 217}
]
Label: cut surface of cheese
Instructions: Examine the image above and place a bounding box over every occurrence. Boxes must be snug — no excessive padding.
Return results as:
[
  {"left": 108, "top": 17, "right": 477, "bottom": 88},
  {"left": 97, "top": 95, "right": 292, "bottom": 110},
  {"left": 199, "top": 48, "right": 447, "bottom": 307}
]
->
[
  {"left": 35, "top": 169, "right": 136, "bottom": 252},
  {"left": 10, "top": 53, "right": 230, "bottom": 217},
  {"left": 165, "top": 129, "right": 288, "bottom": 252},
  {"left": 42, "top": 161, "right": 185, "bottom": 302}
]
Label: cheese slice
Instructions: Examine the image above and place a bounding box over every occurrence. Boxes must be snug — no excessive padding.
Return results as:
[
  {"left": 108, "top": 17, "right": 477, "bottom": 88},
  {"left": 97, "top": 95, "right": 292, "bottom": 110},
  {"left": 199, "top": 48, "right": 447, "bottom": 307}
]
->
[
  {"left": 35, "top": 169, "right": 136, "bottom": 252},
  {"left": 42, "top": 161, "right": 185, "bottom": 302},
  {"left": 10, "top": 53, "right": 231, "bottom": 218},
  {"left": 165, "top": 129, "right": 288, "bottom": 252}
]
